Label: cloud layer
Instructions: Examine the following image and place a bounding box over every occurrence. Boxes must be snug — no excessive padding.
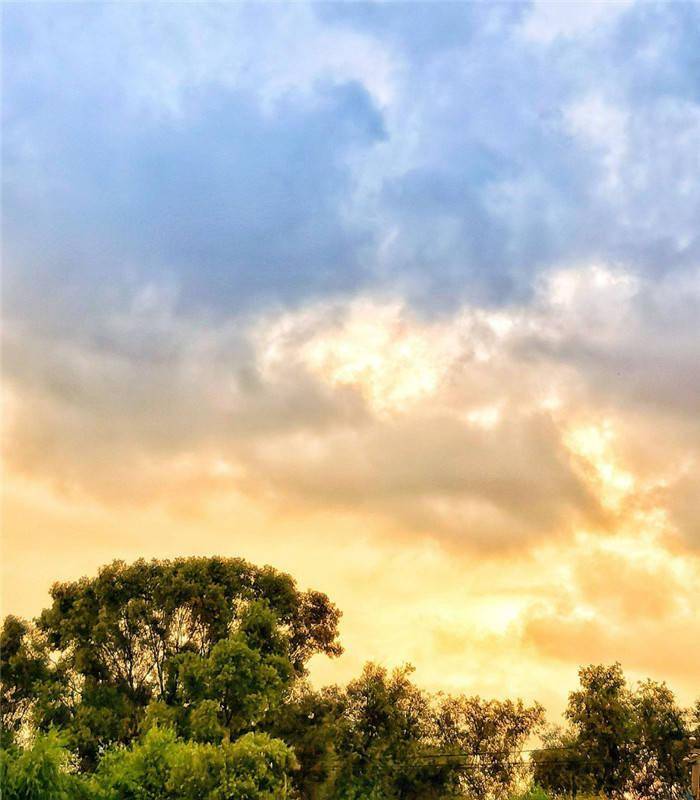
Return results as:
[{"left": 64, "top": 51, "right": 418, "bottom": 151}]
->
[
  {"left": 5, "top": 2, "right": 700, "bottom": 317},
  {"left": 2, "top": 1, "right": 699, "bottom": 708}
]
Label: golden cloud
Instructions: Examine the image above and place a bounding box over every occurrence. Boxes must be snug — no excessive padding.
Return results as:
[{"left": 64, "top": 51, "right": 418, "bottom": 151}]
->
[{"left": 3, "top": 264, "right": 699, "bottom": 709}]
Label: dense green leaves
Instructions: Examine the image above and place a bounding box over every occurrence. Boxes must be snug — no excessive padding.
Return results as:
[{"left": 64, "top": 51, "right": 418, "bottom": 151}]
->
[
  {"left": 0, "top": 728, "right": 297, "bottom": 800},
  {"left": 21, "top": 557, "right": 340, "bottom": 765},
  {"left": 266, "top": 683, "right": 341, "bottom": 799},
  {"left": 0, "top": 732, "right": 87, "bottom": 800},
  {"left": 330, "top": 663, "right": 444, "bottom": 800},
  {"left": 176, "top": 603, "right": 294, "bottom": 740},
  {"left": 92, "top": 726, "right": 297, "bottom": 800},
  {"left": 39, "top": 557, "right": 341, "bottom": 680}
]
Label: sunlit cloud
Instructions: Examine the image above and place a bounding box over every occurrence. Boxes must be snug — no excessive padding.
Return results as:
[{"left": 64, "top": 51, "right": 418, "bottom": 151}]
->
[{"left": 2, "top": 0, "right": 699, "bottom": 714}]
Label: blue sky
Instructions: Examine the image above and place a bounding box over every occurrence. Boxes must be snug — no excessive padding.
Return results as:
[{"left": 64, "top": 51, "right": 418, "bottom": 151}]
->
[
  {"left": 3, "top": 2, "right": 700, "bottom": 705},
  {"left": 5, "top": 1, "right": 700, "bottom": 320}
]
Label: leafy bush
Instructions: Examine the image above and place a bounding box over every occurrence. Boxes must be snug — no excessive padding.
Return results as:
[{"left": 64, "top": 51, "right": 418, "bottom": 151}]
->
[
  {"left": 91, "top": 726, "right": 297, "bottom": 800},
  {"left": 0, "top": 732, "right": 88, "bottom": 800}
]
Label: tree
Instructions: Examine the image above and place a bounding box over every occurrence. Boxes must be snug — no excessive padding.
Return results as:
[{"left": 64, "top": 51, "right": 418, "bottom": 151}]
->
[
  {"left": 329, "top": 663, "right": 458, "bottom": 800},
  {"left": 564, "top": 663, "right": 635, "bottom": 797},
  {"left": 4, "top": 558, "right": 695, "bottom": 800},
  {"left": 176, "top": 602, "right": 294, "bottom": 741},
  {"left": 628, "top": 680, "right": 689, "bottom": 800},
  {"left": 690, "top": 699, "right": 700, "bottom": 736},
  {"left": 14, "top": 557, "right": 341, "bottom": 766},
  {"left": 534, "top": 665, "right": 694, "bottom": 800},
  {"left": 263, "top": 682, "right": 342, "bottom": 800},
  {"left": 435, "top": 694, "right": 545, "bottom": 800},
  {"left": 531, "top": 725, "right": 594, "bottom": 798},
  {"left": 1, "top": 617, "right": 52, "bottom": 745}
]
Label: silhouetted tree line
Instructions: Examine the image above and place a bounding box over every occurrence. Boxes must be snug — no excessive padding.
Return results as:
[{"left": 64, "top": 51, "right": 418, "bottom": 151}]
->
[{"left": 1, "top": 557, "right": 698, "bottom": 799}]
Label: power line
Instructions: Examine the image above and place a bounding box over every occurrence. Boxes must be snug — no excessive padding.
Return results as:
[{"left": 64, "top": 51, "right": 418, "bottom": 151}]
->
[
  {"left": 316, "top": 734, "right": 692, "bottom": 773},
  {"left": 409, "top": 743, "right": 579, "bottom": 759},
  {"left": 405, "top": 735, "right": 687, "bottom": 761}
]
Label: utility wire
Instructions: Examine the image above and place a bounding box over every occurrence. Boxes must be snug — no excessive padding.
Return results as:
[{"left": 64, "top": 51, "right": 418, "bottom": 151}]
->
[{"left": 406, "top": 734, "right": 688, "bottom": 760}]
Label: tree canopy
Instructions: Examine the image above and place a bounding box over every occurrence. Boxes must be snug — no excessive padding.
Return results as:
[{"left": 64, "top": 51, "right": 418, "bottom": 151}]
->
[
  {"left": 532, "top": 664, "right": 693, "bottom": 800},
  {"left": 1, "top": 557, "right": 697, "bottom": 800},
  {"left": 5, "top": 557, "right": 341, "bottom": 767}
]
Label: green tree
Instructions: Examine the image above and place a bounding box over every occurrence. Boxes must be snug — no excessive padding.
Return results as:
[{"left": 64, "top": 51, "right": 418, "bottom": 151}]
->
[
  {"left": 534, "top": 665, "right": 693, "bottom": 800},
  {"left": 329, "top": 663, "right": 457, "bottom": 800},
  {"left": 628, "top": 680, "right": 689, "bottom": 800},
  {"left": 265, "top": 682, "right": 342, "bottom": 800},
  {"left": 177, "top": 602, "right": 294, "bottom": 741},
  {"left": 8, "top": 557, "right": 341, "bottom": 766},
  {"left": 4, "top": 558, "right": 696, "bottom": 800},
  {"left": 435, "top": 694, "right": 545, "bottom": 800},
  {"left": 1, "top": 617, "right": 52, "bottom": 745},
  {"left": 531, "top": 725, "right": 593, "bottom": 798},
  {"left": 564, "top": 663, "right": 635, "bottom": 797}
]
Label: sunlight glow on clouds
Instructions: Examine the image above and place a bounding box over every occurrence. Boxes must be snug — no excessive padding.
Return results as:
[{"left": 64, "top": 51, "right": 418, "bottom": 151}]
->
[
  {"left": 4, "top": 262, "right": 699, "bottom": 704},
  {"left": 2, "top": 0, "right": 699, "bottom": 710}
]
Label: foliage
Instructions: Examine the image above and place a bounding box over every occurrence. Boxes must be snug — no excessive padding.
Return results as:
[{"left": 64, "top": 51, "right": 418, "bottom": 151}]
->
[
  {"left": 0, "top": 731, "right": 88, "bottom": 800},
  {"left": 533, "top": 664, "right": 693, "bottom": 800},
  {"left": 2, "top": 559, "right": 697, "bottom": 800},
  {"left": 328, "top": 663, "right": 455, "bottom": 800},
  {"left": 510, "top": 785, "right": 552, "bottom": 800},
  {"left": 264, "top": 682, "right": 342, "bottom": 800},
  {"left": 1, "top": 617, "right": 53, "bottom": 746},
  {"left": 565, "top": 663, "right": 635, "bottom": 796},
  {"left": 629, "top": 679, "right": 689, "bottom": 800},
  {"left": 690, "top": 699, "right": 700, "bottom": 736},
  {"left": 13, "top": 557, "right": 340, "bottom": 766},
  {"left": 91, "top": 725, "right": 296, "bottom": 800},
  {"left": 435, "top": 694, "right": 545, "bottom": 800},
  {"left": 531, "top": 725, "right": 594, "bottom": 798},
  {"left": 176, "top": 602, "right": 294, "bottom": 740}
]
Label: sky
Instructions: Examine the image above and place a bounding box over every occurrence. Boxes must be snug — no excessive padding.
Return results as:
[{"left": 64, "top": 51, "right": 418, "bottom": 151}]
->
[{"left": 2, "top": 1, "right": 699, "bottom": 715}]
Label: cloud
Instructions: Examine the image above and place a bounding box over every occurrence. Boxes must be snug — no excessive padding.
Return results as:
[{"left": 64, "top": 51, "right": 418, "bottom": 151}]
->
[
  {"left": 4, "top": 263, "right": 699, "bottom": 554},
  {"left": 2, "top": 0, "right": 700, "bottom": 710},
  {"left": 2, "top": 3, "right": 398, "bottom": 329},
  {"left": 5, "top": 1, "right": 700, "bottom": 323},
  {"left": 4, "top": 74, "right": 386, "bottom": 319},
  {"left": 520, "top": 0, "right": 633, "bottom": 44},
  {"left": 521, "top": 536, "right": 700, "bottom": 689},
  {"left": 2, "top": 285, "right": 599, "bottom": 547},
  {"left": 322, "top": 1, "right": 700, "bottom": 308}
]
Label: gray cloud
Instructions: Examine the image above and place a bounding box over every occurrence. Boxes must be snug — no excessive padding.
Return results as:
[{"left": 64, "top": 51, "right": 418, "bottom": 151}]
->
[
  {"left": 2, "top": 2, "right": 699, "bottom": 554},
  {"left": 4, "top": 1, "right": 700, "bottom": 322},
  {"left": 3, "top": 261, "right": 699, "bottom": 550}
]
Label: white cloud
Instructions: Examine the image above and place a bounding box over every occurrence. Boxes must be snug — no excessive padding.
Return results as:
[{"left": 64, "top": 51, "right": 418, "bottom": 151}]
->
[
  {"left": 521, "top": 0, "right": 633, "bottom": 44},
  {"left": 565, "top": 94, "right": 629, "bottom": 188}
]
